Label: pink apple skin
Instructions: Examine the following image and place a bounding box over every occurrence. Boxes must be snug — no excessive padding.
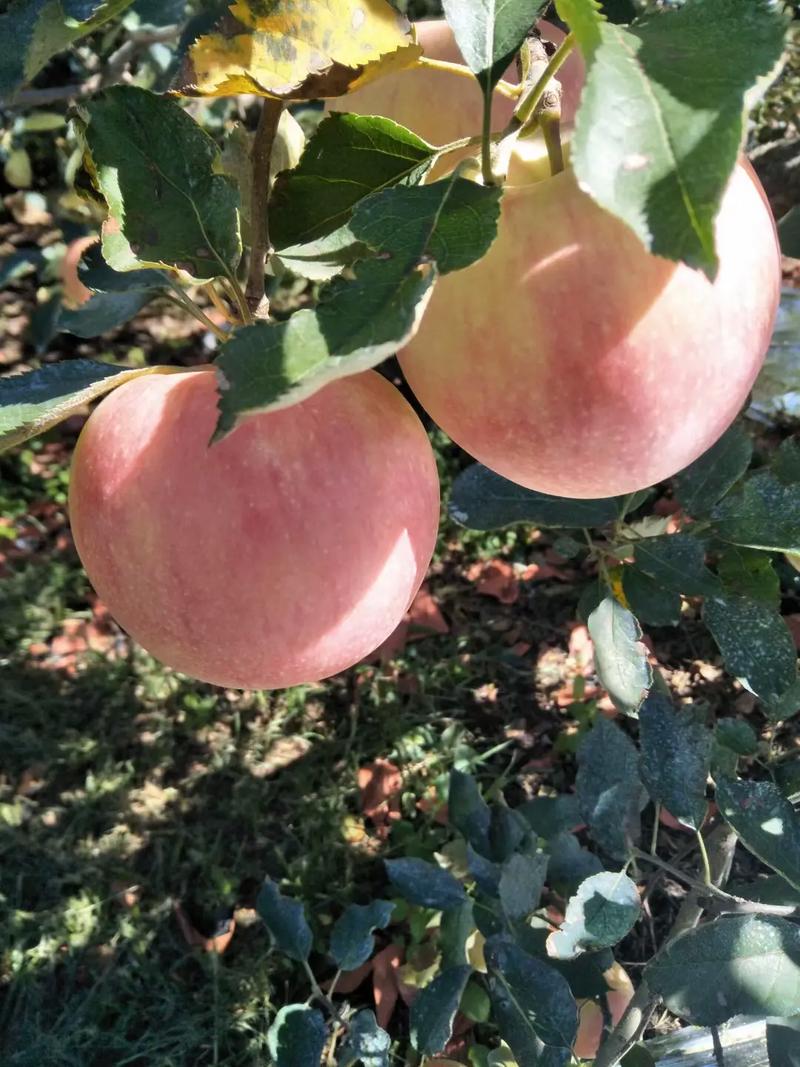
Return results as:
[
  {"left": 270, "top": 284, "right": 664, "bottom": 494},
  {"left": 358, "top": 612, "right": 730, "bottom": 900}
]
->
[
  {"left": 329, "top": 18, "right": 585, "bottom": 153},
  {"left": 398, "top": 161, "right": 781, "bottom": 498},
  {"left": 69, "top": 369, "right": 440, "bottom": 689}
]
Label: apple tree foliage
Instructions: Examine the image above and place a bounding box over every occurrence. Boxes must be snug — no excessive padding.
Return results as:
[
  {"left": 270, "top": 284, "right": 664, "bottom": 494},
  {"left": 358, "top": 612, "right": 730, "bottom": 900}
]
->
[{"left": 1, "top": 0, "right": 800, "bottom": 1063}]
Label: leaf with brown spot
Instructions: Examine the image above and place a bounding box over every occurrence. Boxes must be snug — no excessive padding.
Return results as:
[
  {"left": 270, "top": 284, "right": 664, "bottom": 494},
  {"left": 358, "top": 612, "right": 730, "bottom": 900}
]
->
[{"left": 174, "top": 0, "right": 422, "bottom": 100}]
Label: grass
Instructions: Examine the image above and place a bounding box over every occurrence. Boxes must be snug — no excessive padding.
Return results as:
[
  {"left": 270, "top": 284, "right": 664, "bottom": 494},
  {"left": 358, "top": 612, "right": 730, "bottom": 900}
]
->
[{"left": 0, "top": 431, "right": 560, "bottom": 1065}]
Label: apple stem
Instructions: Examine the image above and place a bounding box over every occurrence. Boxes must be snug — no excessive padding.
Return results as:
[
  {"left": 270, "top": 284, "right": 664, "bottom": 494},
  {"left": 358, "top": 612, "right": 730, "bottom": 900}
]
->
[
  {"left": 245, "top": 96, "right": 284, "bottom": 319},
  {"left": 541, "top": 110, "right": 565, "bottom": 176},
  {"left": 415, "top": 56, "right": 521, "bottom": 100},
  {"left": 513, "top": 30, "right": 575, "bottom": 132}
]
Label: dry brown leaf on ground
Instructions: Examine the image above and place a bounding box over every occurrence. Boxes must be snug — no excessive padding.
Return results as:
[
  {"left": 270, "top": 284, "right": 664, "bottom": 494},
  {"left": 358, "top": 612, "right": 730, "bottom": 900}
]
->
[
  {"left": 466, "top": 559, "right": 519, "bottom": 604},
  {"left": 358, "top": 758, "right": 402, "bottom": 837},
  {"left": 372, "top": 942, "right": 403, "bottom": 1029},
  {"left": 174, "top": 0, "right": 421, "bottom": 99},
  {"left": 174, "top": 901, "right": 236, "bottom": 954}
]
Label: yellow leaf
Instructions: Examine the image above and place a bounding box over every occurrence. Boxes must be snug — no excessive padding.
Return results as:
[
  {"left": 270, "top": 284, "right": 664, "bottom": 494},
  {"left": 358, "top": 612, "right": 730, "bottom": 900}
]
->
[
  {"left": 609, "top": 566, "right": 631, "bottom": 611},
  {"left": 176, "top": 0, "right": 421, "bottom": 100}
]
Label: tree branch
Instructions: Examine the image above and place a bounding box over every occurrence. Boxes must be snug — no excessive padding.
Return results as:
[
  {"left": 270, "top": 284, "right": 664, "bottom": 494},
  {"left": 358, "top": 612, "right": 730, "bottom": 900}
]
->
[
  {"left": 245, "top": 97, "right": 283, "bottom": 318},
  {"left": 594, "top": 825, "right": 738, "bottom": 1067}
]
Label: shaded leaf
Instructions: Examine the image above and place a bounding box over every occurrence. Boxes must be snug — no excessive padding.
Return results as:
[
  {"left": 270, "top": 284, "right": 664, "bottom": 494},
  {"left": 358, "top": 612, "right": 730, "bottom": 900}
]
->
[
  {"left": 57, "top": 289, "right": 158, "bottom": 338},
  {"left": 703, "top": 594, "right": 797, "bottom": 702},
  {"left": 271, "top": 113, "right": 435, "bottom": 250},
  {"left": 76, "top": 86, "right": 241, "bottom": 281},
  {"left": 716, "top": 777, "right": 800, "bottom": 893},
  {"left": 486, "top": 936, "right": 577, "bottom": 1051},
  {"left": 256, "top": 878, "right": 312, "bottom": 962},
  {"left": 449, "top": 464, "right": 623, "bottom": 531},
  {"left": 409, "top": 965, "right": 472, "bottom": 1055},
  {"left": 518, "top": 795, "right": 581, "bottom": 841},
  {"left": 763, "top": 678, "right": 800, "bottom": 725},
  {"left": 712, "top": 470, "right": 800, "bottom": 554},
  {"left": 673, "top": 424, "right": 753, "bottom": 516},
  {"left": 546, "top": 833, "right": 604, "bottom": 900},
  {"left": 633, "top": 535, "right": 720, "bottom": 597},
  {"left": 338, "top": 1009, "right": 390, "bottom": 1067},
  {"left": 449, "top": 770, "right": 492, "bottom": 857},
  {"left": 567, "top": 1, "right": 788, "bottom": 274},
  {"left": 0, "top": 362, "right": 178, "bottom": 453},
  {"left": 715, "top": 718, "right": 758, "bottom": 757},
  {"left": 267, "top": 1005, "right": 327, "bottom": 1067},
  {"left": 177, "top": 0, "right": 420, "bottom": 99},
  {"left": 622, "top": 567, "right": 682, "bottom": 628},
  {"left": 440, "top": 901, "right": 476, "bottom": 969},
  {"left": 779, "top": 207, "right": 800, "bottom": 260},
  {"left": 489, "top": 804, "right": 529, "bottom": 863},
  {"left": 467, "top": 845, "right": 502, "bottom": 897},
  {"left": 576, "top": 718, "right": 645, "bottom": 861},
  {"left": 639, "top": 694, "right": 711, "bottom": 830},
  {"left": 767, "top": 1016, "right": 800, "bottom": 1067},
  {"left": 330, "top": 900, "right": 395, "bottom": 972},
  {"left": 645, "top": 915, "right": 800, "bottom": 1026},
  {"left": 215, "top": 177, "right": 500, "bottom": 435},
  {"left": 385, "top": 858, "right": 468, "bottom": 911},
  {"left": 547, "top": 871, "right": 641, "bottom": 960},
  {"left": 587, "top": 596, "right": 652, "bottom": 716},
  {"left": 718, "top": 546, "right": 780, "bottom": 607},
  {"left": 499, "top": 852, "right": 548, "bottom": 921},
  {"left": 0, "top": 0, "right": 134, "bottom": 97}
]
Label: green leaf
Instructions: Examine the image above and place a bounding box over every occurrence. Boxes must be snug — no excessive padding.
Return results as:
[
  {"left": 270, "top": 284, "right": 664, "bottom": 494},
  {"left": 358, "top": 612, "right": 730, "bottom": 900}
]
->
[
  {"left": 486, "top": 936, "right": 577, "bottom": 1051},
  {"left": 440, "top": 901, "right": 476, "bottom": 969},
  {"left": 271, "top": 113, "right": 435, "bottom": 250},
  {"left": 768, "top": 1016, "right": 800, "bottom": 1067},
  {"left": 449, "top": 770, "right": 492, "bottom": 858},
  {"left": 409, "top": 965, "right": 473, "bottom": 1055},
  {"left": 555, "top": 0, "right": 604, "bottom": 56},
  {"left": 467, "top": 845, "right": 502, "bottom": 896},
  {"left": 633, "top": 535, "right": 720, "bottom": 597},
  {"left": 256, "top": 878, "right": 312, "bottom": 962},
  {"left": 267, "top": 1005, "right": 327, "bottom": 1067},
  {"left": 384, "top": 858, "right": 468, "bottom": 911},
  {"left": 547, "top": 871, "right": 641, "bottom": 960},
  {"left": 763, "top": 679, "right": 800, "bottom": 725},
  {"left": 774, "top": 439, "right": 800, "bottom": 486},
  {"left": 489, "top": 805, "right": 529, "bottom": 863},
  {"left": 215, "top": 177, "right": 500, "bottom": 436},
  {"left": 56, "top": 289, "right": 158, "bottom": 338},
  {"left": 0, "top": 361, "right": 176, "bottom": 453},
  {"left": 779, "top": 207, "right": 800, "bottom": 260},
  {"left": 449, "top": 464, "right": 623, "bottom": 530},
  {"left": 639, "top": 694, "right": 711, "bottom": 830},
  {"left": 673, "top": 424, "right": 753, "bottom": 516},
  {"left": 338, "top": 1010, "right": 390, "bottom": 1067},
  {"left": 728, "top": 874, "right": 800, "bottom": 908},
  {"left": 569, "top": 0, "right": 788, "bottom": 274},
  {"left": 576, "top": 718, "right": 645, "bottom": 861},
  {"left": 329, "top": 900, "right": 394, "bottom": 972},
  {"left": 703, "top": 594, "right": 797, "bottom": 702},
  {"left": 715, "top": 718, "right": 758, "bottom": 757},
  {"left": 499, "top": 852, "right": 548, "bottom": 921},
  {"left": 622, "top": 568, "right": 682, "bottom": 627},
  {"left": 0, "top": 0, "right": 134, "bottom": 97},
  {"left": 718, "top": 546, "right": 780, "bottom": 607},
  {"left": 712, "top": 470, "right": 800, "bottom": 554},
  {"left": 442, "top": 0, "right": 547, "bottom": 94},
  {"left": 519, "top": 795, "right": 581, "bottom": 840},
  {"left": 621, "top": 1047, "right": 657, "bottom": 1067},
  {"left": 546, "top": 833, "right": 604, "bottom": 900},
  {"left": 716, "top": 777, "right": 800, "bottom": 893},
  {"left": 76, "top": 85, "right": 241, "bottom": 281},
  {"left": 587, "top": 596, "right": 652, "bottom": 716},
  {"left": 645, "top": 915, "right": 800, "bottom": 1026},
  {"left": 462, "top": 979, "right": 492, "bottom": 1023}
]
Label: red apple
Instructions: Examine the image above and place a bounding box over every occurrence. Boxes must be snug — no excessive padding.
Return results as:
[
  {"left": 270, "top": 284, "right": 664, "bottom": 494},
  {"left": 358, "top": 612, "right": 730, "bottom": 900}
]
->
[
  {"left": 68, "top": 369, "right": 440, "bottom": 689},
  {"left": 329, "top": 18, "right": 584, "bottom": 170},
  {"left": 398, "top": 159, "right": 781, "bottom": 498}
]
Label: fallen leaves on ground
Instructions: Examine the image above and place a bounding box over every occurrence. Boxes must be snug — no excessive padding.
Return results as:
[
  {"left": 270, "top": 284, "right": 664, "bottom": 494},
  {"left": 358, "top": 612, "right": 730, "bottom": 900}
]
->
[
  {"left": 174, "top": 901, "right": 236, "bottom": 954},
  {"left": 358, "top": 758, "right": 402, "bottom": 839}
]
